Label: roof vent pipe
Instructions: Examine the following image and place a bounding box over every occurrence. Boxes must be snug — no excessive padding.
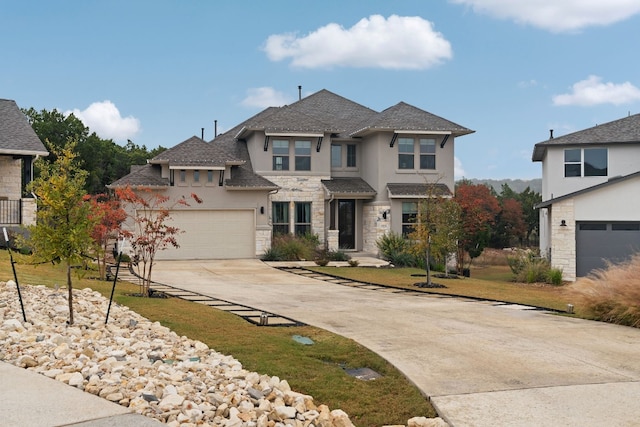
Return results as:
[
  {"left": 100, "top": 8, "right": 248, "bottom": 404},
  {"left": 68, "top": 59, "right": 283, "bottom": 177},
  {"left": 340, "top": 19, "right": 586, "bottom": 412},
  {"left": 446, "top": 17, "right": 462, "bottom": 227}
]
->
[
  {"left": 298, "top": 85, "right": 302, "bottom": 100},
  {"left": 201, "top": 128, "right": 204, "bottom": 139},
  {"left": 549, "top": 129, "right": 554, "bottom": 139},
  {"left": 214, "top": 120, "right": 218, "bottom": 138}
]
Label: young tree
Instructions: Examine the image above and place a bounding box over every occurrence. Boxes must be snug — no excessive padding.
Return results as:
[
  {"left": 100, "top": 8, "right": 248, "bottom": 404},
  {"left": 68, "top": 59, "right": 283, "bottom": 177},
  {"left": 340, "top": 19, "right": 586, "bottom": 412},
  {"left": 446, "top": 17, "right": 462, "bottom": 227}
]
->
[
  {"left": 409, "top": 183, "right": 462, "bottom": 285},
  {"left": 26, "top": 141, "right": 97, "bottom": 325},
  {"left": 86, "top": 193, "right": 127, "bottom": 280},
  {"left": 115, "top": 186, "right": 202, "bottom": 295},
  {"left": 454, "top": 181, "right": 501, "bottom": 273}
]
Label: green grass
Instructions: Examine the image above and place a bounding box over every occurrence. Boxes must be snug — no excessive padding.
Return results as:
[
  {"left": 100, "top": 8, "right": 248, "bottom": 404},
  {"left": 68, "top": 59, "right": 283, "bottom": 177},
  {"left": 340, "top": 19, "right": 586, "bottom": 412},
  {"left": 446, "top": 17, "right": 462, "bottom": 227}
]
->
[
  {"left": 307, "top": 265, "right": 572, "bottom": 312},
  {"left": 0, "top": 250, "right": 434, "bottom": 426}
]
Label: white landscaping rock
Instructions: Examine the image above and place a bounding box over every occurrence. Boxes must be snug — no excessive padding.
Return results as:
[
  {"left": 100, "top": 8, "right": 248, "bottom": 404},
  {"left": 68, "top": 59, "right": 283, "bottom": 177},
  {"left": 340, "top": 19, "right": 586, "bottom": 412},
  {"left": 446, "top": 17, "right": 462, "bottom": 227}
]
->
[{"left": 0, "top": 281, "right": 441, "bottom": 426}]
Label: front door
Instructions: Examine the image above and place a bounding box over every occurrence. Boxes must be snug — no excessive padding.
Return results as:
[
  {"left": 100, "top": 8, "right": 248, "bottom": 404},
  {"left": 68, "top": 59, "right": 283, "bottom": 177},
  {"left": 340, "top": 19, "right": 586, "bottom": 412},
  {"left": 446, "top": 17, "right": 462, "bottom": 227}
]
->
[{"left": 338, "top": 200, "right": 355, "bottom": 249}]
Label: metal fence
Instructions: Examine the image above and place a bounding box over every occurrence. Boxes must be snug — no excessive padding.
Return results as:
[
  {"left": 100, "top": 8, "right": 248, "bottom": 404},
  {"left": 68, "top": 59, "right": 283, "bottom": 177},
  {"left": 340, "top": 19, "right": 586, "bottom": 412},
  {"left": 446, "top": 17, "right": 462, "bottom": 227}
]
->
[{"left": 0, "top": 199, "right": 22, "bottom": 224}]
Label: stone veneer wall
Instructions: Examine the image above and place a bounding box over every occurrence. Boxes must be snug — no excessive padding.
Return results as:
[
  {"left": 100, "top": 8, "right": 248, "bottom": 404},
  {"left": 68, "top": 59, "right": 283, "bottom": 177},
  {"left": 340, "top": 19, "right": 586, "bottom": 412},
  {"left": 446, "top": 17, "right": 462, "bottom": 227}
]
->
[
  {"left": 0, "top": 157, "right": 22, "bottom": 199},
  {"left": 363, "top": 204, "right": 390, "bottom": 254},
  {"left": 21, "top": 198, "right": 37, "bottom": 226},
  {"left": 550, "top": 199, "right": 576, "bottom": 281},
  {"left": 255, "top": 226, "right": 271, "bottom": 257},
  {"left": 326, "top": 229, "right": 339, "bottom": 251},
  {"left": 267, "top": 175, "right": 330, "bottom": 245}
]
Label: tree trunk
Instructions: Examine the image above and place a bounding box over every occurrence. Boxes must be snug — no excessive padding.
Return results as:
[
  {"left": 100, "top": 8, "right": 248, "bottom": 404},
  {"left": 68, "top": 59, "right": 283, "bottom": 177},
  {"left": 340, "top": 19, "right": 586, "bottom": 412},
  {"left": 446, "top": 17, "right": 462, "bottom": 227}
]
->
[{"left": 66, "top": 263, "right": 74, "bottom": 325}]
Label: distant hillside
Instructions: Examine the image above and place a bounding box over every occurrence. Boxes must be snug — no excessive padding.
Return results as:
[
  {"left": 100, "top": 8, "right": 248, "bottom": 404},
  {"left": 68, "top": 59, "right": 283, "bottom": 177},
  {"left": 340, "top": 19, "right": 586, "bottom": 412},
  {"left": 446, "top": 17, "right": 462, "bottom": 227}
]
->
[{"left": 460, "top": 178, "right": 542, "bottom": 194}]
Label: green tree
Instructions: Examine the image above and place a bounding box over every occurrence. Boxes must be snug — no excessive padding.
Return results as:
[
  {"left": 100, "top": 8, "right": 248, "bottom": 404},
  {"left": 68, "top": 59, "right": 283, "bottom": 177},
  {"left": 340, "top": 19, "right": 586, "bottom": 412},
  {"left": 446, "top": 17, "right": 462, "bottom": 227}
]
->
[
  {"left": 409, "top": 183, "right": 462, "bottom": 285},
  {"left": 23, "top": 107, "right": 167, "bottom": 194},
  {"left": 26, "top": 140, "right": 98, "bottom": 325}
]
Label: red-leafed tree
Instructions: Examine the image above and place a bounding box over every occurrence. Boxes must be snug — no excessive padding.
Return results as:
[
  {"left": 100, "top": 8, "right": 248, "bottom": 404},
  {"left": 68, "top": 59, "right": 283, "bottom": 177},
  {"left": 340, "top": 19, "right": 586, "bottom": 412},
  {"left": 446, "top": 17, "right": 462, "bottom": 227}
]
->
[
  {"left": 86, "top": 193, "right": 127, "bottom": 280},
  {"left": 115, "top": 186, "right": 202, "bottom": 296},
  {"left": 491, "top": 197, "right": 527, "bottom": 248},
  {"left": 454, "top": 181, "right": 501, "bottom": 273}
]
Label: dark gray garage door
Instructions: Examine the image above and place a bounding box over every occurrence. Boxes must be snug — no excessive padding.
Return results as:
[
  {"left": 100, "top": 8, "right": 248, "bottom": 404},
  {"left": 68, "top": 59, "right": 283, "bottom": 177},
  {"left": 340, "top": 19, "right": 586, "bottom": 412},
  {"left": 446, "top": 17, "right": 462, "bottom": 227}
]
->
[{"left": 576, "top": 222, "right": 640, "bottom": 277}]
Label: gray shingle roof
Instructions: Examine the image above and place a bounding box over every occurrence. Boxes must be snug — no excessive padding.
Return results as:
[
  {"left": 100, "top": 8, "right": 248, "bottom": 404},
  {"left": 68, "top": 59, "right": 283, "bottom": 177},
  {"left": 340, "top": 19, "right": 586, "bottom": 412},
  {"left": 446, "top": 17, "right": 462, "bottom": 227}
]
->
[
  {"left": 107, "top": 163, "right": 169, "bottom": 188},
  {"left": 387, "top": 183, "right": 451, "bottom": 198},
  {"left": 321, "top": 178, "right": 376, "bottom": 198},
  {"left": 151, "top": 136, "right": 243, "bottom": 167},
  {"left": 0, "top": 99, "right": 49, "bottom": 156},
  {"left": 350, "top": 102, "right": 474, "bottom": 137},
  {"left": 532, "top": 113, "right": 640, "bottom": 161}
]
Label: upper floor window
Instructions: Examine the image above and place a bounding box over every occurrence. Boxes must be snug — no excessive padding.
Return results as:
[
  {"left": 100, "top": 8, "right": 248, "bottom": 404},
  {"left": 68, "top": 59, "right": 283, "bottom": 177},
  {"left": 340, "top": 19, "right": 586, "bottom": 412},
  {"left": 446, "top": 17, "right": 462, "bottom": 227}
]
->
[
  {"left": 193, "top": 170, "right": 200, "bottom": 183},
  {"left": 347, "top": 144, "right": 357, "bottom": 167},
  {"left": 273, "top": 140, "right": 289, "bottom": 171},
  {"left": 207, "top": 170, "right": 214, "bottom": 183},
  {"left": 295, "top": 140, "right": 311, "bottom": 171},
  {"left": 398, "top": 138, "right": 414, "bottom": 169},
  {"left": 419, "top": 139, "right": 436, "bottom": 170},
  {"left": 564, "top": 148, "right": 607, "bottom": 177},
  {"left": 179, "top": 170, "right": 186, "bottom": 182},
  {"left": 331, "top": 143, "right": 357, "bottom": 169}
]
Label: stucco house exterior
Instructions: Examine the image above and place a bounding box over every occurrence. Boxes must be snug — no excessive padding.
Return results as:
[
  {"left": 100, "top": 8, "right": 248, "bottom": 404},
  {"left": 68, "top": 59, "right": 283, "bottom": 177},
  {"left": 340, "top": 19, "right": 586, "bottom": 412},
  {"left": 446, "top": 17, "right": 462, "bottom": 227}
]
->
[
  {"left": 532, "top": 113, "right": 640, "bottom": 280},
  {"left": 111, "top": 89, "right": 473, "bottom": 260},
  {"left": 0, "top": 99, "right": 49, "bottom": 232}
]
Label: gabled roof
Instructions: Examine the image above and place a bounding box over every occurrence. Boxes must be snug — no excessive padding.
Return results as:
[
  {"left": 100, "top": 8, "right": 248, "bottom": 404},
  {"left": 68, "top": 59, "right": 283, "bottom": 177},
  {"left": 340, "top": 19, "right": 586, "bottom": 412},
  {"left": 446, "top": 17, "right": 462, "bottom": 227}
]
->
[
  {"left": 0, "top": 99, "right": 49, "bottom": 156},
  {"left": 321, "top": 177, "right": 376, "bottom": 199},
  {"left": 107, "top": 163, "right": 169, "bottom": 188},
  {"left": 532, "top": 113, "right": 640, "bottom": 161},
  {"left": 387, "top": 182, "right": 451, "bottom": 198},
  {"left": 235, "top": 106, "right": 335, "bottom": 139},
  {"left": 535, "top": 171, "right": 640, "bottom": 209},
  {"left": 350, "top": 102, "right": 474, "bottom": 137},
  {"left": 151, "top": 136, "right": 244, "bottom": 168}
]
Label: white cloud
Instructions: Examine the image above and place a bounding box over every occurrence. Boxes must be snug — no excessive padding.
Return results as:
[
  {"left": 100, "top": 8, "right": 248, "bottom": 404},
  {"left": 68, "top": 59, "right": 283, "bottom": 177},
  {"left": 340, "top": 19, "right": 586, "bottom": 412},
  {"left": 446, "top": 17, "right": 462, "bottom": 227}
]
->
[
  {"left": 553, "top": 75, "right": 640, "bottom": 106},
  {"left": 66, "top": 101, "right": 140, "bottom": 142},
  {"left": 450, "top": 0, "right": 640, "bottom": 32},
  {"left": 454, "top": 157, "right": 466, "bottom": 179},
  {"left": 518, "top": 79, "right": 539, "bottom": 88},
  {"left": 241, "top": 87, "right": 295, "bottom": 109},
  {"left": 263, "top": 15, "right": 452, "bottom": 70}
]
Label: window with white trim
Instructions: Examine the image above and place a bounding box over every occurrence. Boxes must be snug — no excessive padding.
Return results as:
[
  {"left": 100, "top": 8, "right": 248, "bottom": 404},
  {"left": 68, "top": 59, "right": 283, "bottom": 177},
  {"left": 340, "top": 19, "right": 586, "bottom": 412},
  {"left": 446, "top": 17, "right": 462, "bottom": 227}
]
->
[
  {"left": 273, "top": 140, "right": 289, "bottom": 171},
  {"left": 419, "top": 139, "right": 436, "bottom": 169},
  {"left": 564, "top": 148, "right": 607, "bottom": 177},
  {"left": 398, "top": 138, "right": 414, "bottom": 169},
  {"left": 295, "top": 140, "right": 311, "bottom": 171}
]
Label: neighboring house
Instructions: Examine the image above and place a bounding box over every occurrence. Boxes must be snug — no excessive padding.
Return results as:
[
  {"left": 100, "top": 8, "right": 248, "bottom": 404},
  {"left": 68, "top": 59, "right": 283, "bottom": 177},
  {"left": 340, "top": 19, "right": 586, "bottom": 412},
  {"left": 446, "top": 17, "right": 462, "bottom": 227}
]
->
[
  {"left": 0, "top": 99, "right": 49, "bottom": 232},
  {"left": 532, "top": 114, "right": 640, "bottom": 280},
  {"left": 110, "top": 89, "right": 473, "bottom": 260}
]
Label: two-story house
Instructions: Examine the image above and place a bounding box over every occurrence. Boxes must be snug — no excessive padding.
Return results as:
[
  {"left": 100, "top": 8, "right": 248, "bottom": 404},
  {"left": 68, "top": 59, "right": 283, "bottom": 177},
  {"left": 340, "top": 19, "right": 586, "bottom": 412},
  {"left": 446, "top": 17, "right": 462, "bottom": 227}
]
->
[
  {"left": 110, "top": 89, "right": 473, "bottom": 260},
  {"left": 0, "top": 99, "right": 49, "bottom": 234},
  {"left": 532, "top": 113, "right": 640, "bottom": 280}
]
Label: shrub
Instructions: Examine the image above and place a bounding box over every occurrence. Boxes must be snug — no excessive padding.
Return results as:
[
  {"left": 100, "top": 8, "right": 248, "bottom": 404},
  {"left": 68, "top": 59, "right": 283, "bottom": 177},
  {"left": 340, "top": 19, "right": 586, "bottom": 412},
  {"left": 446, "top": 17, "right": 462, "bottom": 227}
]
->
[
  {"left": 261, "top": 234, "right": 318, "bottom": 261},
  {"left": 567, "top": 255, "right": 640, "bottom": 327},
  {"left": 507, "top": 249, "right": 559, "bottom": 284},
  {"left": 348, "top": 259, "right": 359, "bottom": 267},
  {"left": 376, "top": 232, "right": 408, "bottom": 261},
  {"left": 547, "top": 268, "right": 564, "bottom": 286}
]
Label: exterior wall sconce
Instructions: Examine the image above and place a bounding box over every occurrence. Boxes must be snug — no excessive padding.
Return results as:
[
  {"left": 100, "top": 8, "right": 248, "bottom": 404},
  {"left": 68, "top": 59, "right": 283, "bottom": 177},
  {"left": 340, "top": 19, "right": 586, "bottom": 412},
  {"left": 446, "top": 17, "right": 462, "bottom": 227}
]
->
[
  {"left": 260, "top": 206, "right": 265, "bottom": 215},
  {"left": 382, "top": 210, "right": 389, "bottom": 220},
  {"left": 560, "top": 220, "right": 567, "bottom": 227}
]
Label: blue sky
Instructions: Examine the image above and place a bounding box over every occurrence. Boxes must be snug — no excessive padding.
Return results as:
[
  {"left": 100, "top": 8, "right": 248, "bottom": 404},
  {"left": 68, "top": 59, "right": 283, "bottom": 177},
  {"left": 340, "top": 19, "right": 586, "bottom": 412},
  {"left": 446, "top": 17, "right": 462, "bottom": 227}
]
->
[{"left": 2, "top": 0, "right": 639, "bottom": 180}]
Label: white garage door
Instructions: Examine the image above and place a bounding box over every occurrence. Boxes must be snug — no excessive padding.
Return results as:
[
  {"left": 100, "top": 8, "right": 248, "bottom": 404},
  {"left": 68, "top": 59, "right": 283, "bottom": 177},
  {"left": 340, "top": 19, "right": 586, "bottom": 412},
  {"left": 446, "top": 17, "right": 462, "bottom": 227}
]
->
[{"left": 156, "top": 210, "right": 255, "bottom": 260}]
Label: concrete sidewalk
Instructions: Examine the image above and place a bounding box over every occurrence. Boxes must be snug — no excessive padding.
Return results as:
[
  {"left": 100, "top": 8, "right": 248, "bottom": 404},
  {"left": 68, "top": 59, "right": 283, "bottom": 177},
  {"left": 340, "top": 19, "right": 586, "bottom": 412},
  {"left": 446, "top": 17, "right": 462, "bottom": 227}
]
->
[
  {"left": 0, "top": 361, "right": 160, "bottom": 426},
  {"left": 151, "top": 259, "right": 640, "bottom": 427}
]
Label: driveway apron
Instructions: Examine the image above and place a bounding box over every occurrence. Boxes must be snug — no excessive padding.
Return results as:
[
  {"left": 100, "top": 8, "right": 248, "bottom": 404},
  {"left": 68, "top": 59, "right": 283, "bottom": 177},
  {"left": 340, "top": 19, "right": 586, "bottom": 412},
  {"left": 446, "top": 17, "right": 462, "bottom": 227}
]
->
[{"left": 151, "top": 260, "right": 640, "bottom": 427}]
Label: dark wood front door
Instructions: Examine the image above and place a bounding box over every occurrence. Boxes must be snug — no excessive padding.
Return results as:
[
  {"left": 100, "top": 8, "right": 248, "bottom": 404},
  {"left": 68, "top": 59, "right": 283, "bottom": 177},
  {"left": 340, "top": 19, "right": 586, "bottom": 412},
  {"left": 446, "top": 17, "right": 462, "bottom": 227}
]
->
[{"left": 338, "top": 200, "right": 355, "bottom": 249}]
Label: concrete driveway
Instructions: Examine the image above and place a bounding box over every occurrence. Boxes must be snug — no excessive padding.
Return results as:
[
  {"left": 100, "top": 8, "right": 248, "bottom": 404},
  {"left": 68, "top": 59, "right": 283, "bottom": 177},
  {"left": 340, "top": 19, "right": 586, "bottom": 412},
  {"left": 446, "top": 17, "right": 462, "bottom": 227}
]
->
[{"left": 152, "top": 259, "right": 640, "bottom": 426}]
